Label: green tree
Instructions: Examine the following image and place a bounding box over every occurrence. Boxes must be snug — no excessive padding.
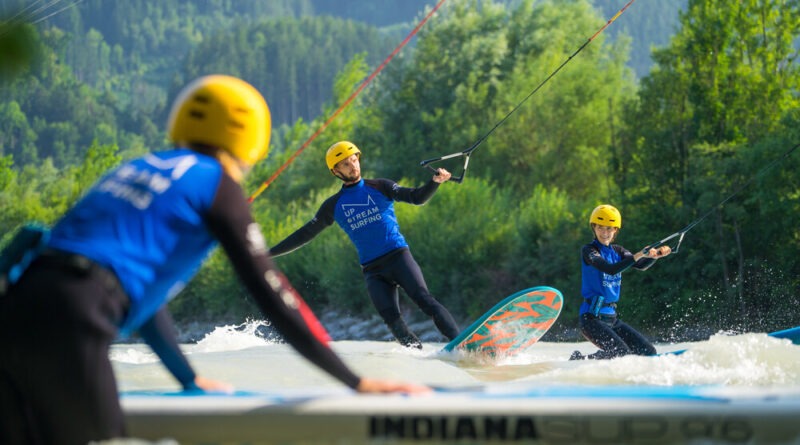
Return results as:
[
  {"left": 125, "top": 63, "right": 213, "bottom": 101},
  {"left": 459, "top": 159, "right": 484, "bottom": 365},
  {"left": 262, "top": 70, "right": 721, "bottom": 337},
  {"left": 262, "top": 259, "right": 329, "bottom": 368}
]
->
[
  {"left": 484, "top": 0, "right": 635, "bottom": 201},
  {"left": 178, "top": 16, "right": 394, "bottom": 126},
  {"left": 362, "top": 0, "right": 636, "bottom": 203},
  {"left": 593, "top": 0, "right": 686, "bottom": 77},
  {"left": 0, "top": 21, "right": 39, "bottom": 81},
  {"left": 625, "top": 0, "right": 800, "bottom": 206},
  {"left": 618, "top": 0, "right": 800, "bottom": 332},
  {"left": 0, "top": 142, "right": 121, "bottom": 236},
  {"left": 0, "top": 101, "right": 38, "bottom": 162},
  {"left": 246, "top": 53, "right": 375, "bottom": 207}
]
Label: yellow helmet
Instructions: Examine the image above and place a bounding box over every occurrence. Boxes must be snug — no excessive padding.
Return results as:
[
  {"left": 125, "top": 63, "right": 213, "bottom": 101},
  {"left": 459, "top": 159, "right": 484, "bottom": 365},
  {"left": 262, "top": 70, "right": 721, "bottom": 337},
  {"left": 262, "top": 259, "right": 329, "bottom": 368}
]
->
[
  {"left": 167, "top": 75, "right": 271, "bottom": 167},
  {"left": 589, "top": 204, "right": 622, "bottom": 228},
  {"left": 325, "top": 141, "right": 361, "bottom": 171}
]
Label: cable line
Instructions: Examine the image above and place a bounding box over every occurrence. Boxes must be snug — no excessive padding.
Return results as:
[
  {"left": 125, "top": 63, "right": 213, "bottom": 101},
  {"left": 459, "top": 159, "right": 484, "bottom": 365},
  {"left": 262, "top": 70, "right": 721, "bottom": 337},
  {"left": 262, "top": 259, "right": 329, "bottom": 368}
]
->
[
  {"left": 0, "top": 0, "right": 84, "bottom": 34},
  {"left": 643, "top": 141, "right": 800, "bottom": 253},
  {"left": 248, "top": 0, "right": 449, "bottom": 203},
  {"left": 420, "top": 0, "right": 638, "bottom": 183}
]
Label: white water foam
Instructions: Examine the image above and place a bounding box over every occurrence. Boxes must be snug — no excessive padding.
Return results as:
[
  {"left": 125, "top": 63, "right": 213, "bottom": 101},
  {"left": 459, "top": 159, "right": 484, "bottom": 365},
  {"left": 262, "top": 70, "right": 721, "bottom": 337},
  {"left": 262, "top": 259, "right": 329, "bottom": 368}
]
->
[{"left": 112, "top": 324, "right": 800, "bottom": 392}]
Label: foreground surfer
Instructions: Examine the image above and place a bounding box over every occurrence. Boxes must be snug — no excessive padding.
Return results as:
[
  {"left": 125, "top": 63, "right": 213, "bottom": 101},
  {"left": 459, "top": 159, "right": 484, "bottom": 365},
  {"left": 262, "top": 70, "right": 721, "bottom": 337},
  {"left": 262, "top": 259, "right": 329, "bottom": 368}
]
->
[
  {"left": 571, "top": 204, "right": 671, "bottom": 360},
  {"left": 270, "top": 141, "right": 460, "bottom": 348},
  {"left": 0, "top": 76, "right": 429, "bottom": 445}
]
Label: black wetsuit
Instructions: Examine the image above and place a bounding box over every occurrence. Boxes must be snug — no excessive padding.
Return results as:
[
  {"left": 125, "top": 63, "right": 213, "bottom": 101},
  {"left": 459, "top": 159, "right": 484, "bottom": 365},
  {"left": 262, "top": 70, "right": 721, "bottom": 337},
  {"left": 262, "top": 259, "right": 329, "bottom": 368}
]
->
[
  {"left": 270, "top": 178, "right": 460, "bottom": 347},
  {"left": 0, "top": 150, "right": 360, "bottom": 445}
]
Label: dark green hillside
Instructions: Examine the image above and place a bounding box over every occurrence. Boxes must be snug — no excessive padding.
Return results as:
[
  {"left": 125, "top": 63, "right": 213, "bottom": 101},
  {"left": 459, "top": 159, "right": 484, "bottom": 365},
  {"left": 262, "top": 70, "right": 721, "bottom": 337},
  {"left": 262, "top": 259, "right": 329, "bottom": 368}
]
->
[{"left": 1, "top": 0, "right": 797, "bottom": 340}]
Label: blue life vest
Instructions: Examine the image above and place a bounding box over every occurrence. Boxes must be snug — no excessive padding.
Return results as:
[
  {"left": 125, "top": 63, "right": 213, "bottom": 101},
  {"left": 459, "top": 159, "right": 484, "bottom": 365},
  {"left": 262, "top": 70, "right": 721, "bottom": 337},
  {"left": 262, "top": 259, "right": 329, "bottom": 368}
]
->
[
  {"left": 580, "top": 240, "right": 623, "bottom": 316},
  {"left": 332, "top": 179, "right": 408, "bottom": 264},
  {"left": 48, "top": 149, "right": 222, "bottom": 335}
]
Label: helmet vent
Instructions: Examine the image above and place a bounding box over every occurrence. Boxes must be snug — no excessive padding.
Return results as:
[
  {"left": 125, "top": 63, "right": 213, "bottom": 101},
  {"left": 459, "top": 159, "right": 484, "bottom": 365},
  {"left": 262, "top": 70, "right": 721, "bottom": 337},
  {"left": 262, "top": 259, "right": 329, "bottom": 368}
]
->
[
  {"left": 230, "top": 107, "right": 250, "bottom": 130},
  {"left": 192, "top": 94, "right": 210, "bottom": 104},
  {"left": 168, "top": 75, "right": 271, "bottom": 167}
]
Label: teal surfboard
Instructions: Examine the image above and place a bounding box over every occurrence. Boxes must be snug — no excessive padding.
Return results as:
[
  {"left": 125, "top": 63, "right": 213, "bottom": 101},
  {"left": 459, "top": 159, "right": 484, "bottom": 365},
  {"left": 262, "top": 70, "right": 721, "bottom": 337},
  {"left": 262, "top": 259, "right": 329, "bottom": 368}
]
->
[{"left": 442, "top": 286, "right": 563, "bottom": 356}]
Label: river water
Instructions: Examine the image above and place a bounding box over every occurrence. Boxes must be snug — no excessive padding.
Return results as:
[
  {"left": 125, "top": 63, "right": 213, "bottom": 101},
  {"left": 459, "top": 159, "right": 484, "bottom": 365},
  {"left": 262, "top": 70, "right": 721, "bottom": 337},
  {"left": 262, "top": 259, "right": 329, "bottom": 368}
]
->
[{"left": 112, "top": 320, "right": 800, "bottom": 393}]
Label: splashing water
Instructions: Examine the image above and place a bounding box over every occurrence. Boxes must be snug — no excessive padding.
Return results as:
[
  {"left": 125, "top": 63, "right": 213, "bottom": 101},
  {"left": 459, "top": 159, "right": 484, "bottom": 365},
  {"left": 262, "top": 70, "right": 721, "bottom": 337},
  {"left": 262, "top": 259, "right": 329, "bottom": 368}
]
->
[
  {"left": 191, "top": 320, "right": 278, "bottom": 353},
  {"left": 112, "top": 324, "right": 800, "bottom": 393}
]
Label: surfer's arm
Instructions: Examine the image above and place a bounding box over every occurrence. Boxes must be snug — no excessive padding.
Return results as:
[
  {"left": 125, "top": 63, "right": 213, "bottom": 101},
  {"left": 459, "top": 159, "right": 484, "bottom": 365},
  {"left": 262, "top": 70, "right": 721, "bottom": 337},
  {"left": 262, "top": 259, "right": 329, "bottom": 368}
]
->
[
  {"left": 138, "top": 308, "right": 196, "bottom": 389},
  {"left": 632, "top": 245, "right": 671, "bottom": 270},
  {"left": 582, "top": 244, "right": 635, "bottom": 275},
  {"left": 613, "top": 244, "right": 662, "bottom": 271},
  {"left": 633, "top": 256, "right": 657, "bottom": 270},
  {"left": 372, "top": 178, "right": 440, "bottom": 205},
  {"left": 269, "top": 197, "right": 336, "bottom": 257},
  {"left": 138, "top": 308, "right": 234, "bottom": 392},
  {"left": 627, "top": 245, "right": 672, "bottom": 270},
  {"left": 205, "top": 175, "right": 361, "bottom": 389}
]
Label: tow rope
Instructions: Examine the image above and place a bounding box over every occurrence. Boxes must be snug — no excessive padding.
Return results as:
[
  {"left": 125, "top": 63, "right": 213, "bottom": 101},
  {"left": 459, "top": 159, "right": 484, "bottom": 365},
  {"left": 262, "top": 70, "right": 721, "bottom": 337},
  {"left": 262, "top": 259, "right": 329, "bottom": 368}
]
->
[
  {"left": 644, "top": 141, "right": 800, "bottom": 253},
  {"left": 420, "top": 0, "right": 638, "bottom": 183},
  {"left": 248, "top": 0, "right": 449, "bottom": 203}
]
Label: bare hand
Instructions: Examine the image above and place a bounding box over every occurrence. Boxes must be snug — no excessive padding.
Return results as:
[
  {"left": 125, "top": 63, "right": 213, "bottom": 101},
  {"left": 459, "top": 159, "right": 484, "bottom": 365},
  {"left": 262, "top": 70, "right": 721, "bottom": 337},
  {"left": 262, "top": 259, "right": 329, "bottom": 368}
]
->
[
  {"left": 645, "top": 245, "right": 672, "bottom": 259},
  {"left": 356, "top": 377, "right": 433, "bottom": 395},
  {"left": 193, "top": 376, "right": 234, "bottom": 393},
  {"left": 433, "top": 168, "right": 451, "bottom": 183}
]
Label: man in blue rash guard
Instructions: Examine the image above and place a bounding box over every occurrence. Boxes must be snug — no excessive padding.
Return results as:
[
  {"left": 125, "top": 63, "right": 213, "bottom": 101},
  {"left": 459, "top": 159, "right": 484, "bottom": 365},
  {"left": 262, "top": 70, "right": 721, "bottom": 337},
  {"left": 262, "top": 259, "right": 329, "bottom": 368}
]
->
[
  {"left": 570, "top": 204, "right": 672, "bottom": 360},
  {"left": 270, "top": 141, "right": 460, "bottom": 348},
  {"left": 0, "top": 76, "right": 429, "bottom": 445}
]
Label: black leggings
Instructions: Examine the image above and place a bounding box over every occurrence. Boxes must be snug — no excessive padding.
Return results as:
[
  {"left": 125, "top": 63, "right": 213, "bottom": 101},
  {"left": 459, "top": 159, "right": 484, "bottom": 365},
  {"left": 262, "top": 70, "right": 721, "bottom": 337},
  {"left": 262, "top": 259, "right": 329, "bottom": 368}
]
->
[
  {"left": 579, "top": 312, "right": 656, "bottom": 359},
  {"left": 0, "top": 255, "right": 128, "bottom": 445},
  {"left": 363, "top": 248, "right": 459, "bottom": 342}
]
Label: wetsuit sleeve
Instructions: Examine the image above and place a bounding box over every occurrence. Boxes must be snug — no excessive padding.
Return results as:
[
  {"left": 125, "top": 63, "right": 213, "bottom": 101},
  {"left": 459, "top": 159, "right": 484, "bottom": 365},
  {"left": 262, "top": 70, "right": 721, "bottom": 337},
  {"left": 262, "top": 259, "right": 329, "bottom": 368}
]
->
[
  {"left": 372, "top": 178, "right": 439, "bottom": 205},
  {"left": 609, "top": 244, "right": 657, "bottom": 271},
  {"left": 269, "top": 196, "right": 337, "bottom": 257},
  {"left": 204, "top": 175, "right": 361, "bottom": 389},
  {"left": 138, "top": 308, "right": 197, "bottom": 389},
  {"left": 582, "top": 244, "right": 636, "bottom": 275}
]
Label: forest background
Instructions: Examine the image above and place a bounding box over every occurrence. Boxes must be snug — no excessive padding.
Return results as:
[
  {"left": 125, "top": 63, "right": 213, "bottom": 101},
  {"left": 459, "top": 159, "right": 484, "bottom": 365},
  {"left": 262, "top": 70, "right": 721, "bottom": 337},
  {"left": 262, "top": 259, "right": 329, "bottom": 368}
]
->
[{"left": 1, "top": 0, "right": 798, "bottom": 343}]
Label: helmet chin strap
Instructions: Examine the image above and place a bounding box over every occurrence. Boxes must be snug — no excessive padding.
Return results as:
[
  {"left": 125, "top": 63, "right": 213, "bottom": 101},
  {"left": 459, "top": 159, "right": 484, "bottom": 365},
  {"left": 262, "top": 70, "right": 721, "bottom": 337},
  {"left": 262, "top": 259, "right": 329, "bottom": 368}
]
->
[{"left": 333, "top": 171, "right": 347, "bottom": 182}]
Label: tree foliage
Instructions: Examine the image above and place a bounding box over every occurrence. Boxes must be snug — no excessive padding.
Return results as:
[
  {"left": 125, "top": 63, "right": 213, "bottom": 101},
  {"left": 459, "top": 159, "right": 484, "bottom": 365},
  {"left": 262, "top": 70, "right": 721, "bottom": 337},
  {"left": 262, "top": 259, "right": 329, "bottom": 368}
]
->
[
  {"left": 2, "top": 0, "right": 798, "bottom": 341},
  {"left": 617, "top": 0, "right": 800, "bottom": 333},
  {"left": 179, "top": 17, "right": 394, "bottom": 126}
]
